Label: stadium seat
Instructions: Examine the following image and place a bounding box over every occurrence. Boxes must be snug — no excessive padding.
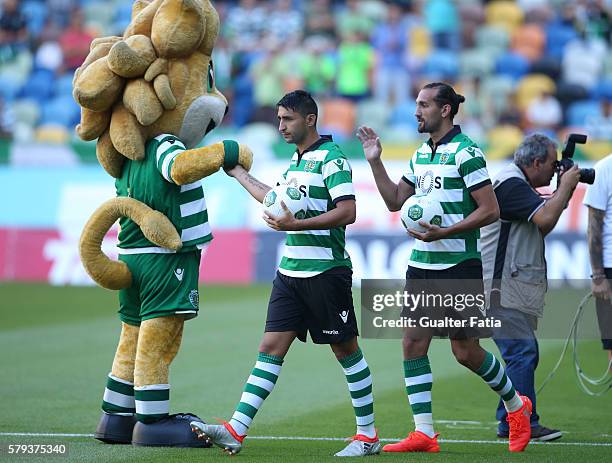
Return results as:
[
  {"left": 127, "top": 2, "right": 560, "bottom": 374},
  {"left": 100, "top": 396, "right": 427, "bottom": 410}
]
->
[
  {"left": 545, "top": 22, "right": 578, "bottom": 59},
  {"left": 459, "top": 49, "right": 495, "bottom": 77},
  {"left": 567, "top": 100, "right": 602, "bottom": 127},
  {"left": 485, "top": 125, "right": 524, "bottom": 160},
  {"left": 40, "top": 95, "right": 81, "bottom": 128},
  {"left": 515, "top": 74, "right": 556, "bottom": 111},
  {"left": 421, "top": 50, "right": 459, "bottom": 80},
  {"left": 319, "top": 99, "right": 356, "bottom": 139},
  {"left": 591, "top": 80, "right": 612, "bottom": 101},
  {"left": 409, "top": 25, "right": 432, "bottom": 59},
  {"left": 485, "top": 0, "right": 524, "bottom": 33},
  {"left": 19, "top": 69, "right": 56, "bottom": 104},
  {"left": 35, "top": 124, "right": 70, "bottom": 144},
  {"left": 481, "top": 75, "right": 515, "bottom": 114},
  {"left": 356, "top": 99, "right": 390, "bottom": 133},
  {"left": 55, "top": 73, "right": 75, "bottom": 97},
  {"left": 555, "top": 81, "right": 589, "bottom": 111},
  {"left": 494, "top": 52, "right": 529, "bottom": 80},
  {"left": 10, "top": 99, "right": 40, "bottom": 127},
  {"left": 389, "top": 101, "right": 417, "bottom": 129},
  {"left": 529, "top": 56, "right": 562, "bottom": 81},
  {"left": 474, "top": 25, "right": 510, "bottom": 57},
  {"left": 22, "top": 1, "right": 49, "bottom": 39},
  {"left": 84, "top": 2, "right": 115, "bottom": 29}
]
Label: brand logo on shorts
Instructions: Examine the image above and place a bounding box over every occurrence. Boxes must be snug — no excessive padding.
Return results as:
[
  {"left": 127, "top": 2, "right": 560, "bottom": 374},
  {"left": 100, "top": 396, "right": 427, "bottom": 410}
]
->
[
  {"left": 339, "top": 310, "right": 349, "bottom": 324},
  {"left": 188, "top": 289, "right": 199, "bottom": 308},
  {"left": 322, "top": 329, "right": 339, "bottom": 335},
  {"left": 174, "top": 268, "right": 184, "bottom": 282}
]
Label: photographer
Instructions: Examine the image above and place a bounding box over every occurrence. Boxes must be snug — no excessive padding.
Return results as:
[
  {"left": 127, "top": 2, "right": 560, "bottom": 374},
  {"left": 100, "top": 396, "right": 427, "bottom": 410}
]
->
[
  {"left": 583, "top": 153, "right": 612, "bottom": 369},
  {"left": 481, "top": 134, "right": 580, "bottom": 442}
]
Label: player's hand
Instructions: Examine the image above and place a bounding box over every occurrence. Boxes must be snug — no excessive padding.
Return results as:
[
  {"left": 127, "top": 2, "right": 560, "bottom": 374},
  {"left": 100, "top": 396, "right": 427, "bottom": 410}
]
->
[
  {"left": 356, "top": 126, "right": 382, "bottom": 162},
  {"left": 224, "top": 164, "right": 245, "bottom": 178},
  {"left": 263, "top": 201, "right": 300, "bottom": 231},
  {"left": 558, "top": 164, "right": 580, "bottom": 192},
  {"left": 407, "top": 221, "right": 447, "bottom": 242},
  {"left": 591, "top": 277, "right": 611, "bottom": 300}
]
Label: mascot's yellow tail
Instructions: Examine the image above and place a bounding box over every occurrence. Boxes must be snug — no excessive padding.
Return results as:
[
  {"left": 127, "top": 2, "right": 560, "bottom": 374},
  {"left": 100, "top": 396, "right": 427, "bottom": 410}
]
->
[{"left": 79, "top": 197, "right": 182, "bottom": 290}]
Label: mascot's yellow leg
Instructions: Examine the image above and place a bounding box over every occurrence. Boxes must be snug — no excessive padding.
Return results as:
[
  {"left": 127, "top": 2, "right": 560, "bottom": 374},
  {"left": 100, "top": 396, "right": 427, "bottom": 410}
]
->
[
  {"left": 134, "top": 315, "right": 184, "bottom": 387},
  {"left": 110, "top": 322, "right": 139, "bottom": 383}
]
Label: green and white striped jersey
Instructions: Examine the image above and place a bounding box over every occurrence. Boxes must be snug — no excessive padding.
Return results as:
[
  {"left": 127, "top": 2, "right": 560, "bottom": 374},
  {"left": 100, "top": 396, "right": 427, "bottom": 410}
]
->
[
  {"left": 278, "top": 136, "right": 354, "bottom": 278},
  {"left": 115, "top": 133, "right": 212, "bottom": 254},
  {"left": 402, "top": 126, "right": 491, "bottom": 270}
]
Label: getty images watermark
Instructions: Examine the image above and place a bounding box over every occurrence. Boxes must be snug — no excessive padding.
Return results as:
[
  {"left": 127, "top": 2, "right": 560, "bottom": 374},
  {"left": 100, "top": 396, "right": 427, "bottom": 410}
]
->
[{"left": 360, "top": 279, "right": 605, "bottom": 340}]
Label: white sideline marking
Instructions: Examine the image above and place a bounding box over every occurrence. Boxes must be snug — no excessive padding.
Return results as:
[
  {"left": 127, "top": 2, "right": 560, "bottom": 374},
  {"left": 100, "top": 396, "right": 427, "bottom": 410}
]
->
[{"left": 0, "top": 432, "right": 610, "bottom": 447}]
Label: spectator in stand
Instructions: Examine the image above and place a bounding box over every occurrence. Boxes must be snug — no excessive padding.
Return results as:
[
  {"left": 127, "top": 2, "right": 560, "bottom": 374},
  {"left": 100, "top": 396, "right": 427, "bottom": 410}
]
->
[
  {"left": 265, "top": 0, "right": 304, "bottom": 44},
  {"left": 585, "top": 99, "right": 612, "bottom": 141},
  {"left": 525, "top": 90, "right": 562, "bottom": 132},
  {"left": 225, "top": 0, "right": 266, "bottom": 51},
  {"left": 336, "top": 0, "right": 375, "bottom": 39},
  {"left": 299, "top": 36, "right": 336, "bottom": 97},
  {"left": 371, "top": 2, "right": 410, "bottom": 106},
  {"left": 424, "top": 0, "right": 460, "bottom": 50},
  {"left": 336, "top": 31, "right": 375, "bottom": 102},
  {"left": 303, "top": 0, "right": 337, "bottom": 41},
  {"left": 59, "top": 8, "right": 93, "bottom": 72},
  {"left": 0, "top": 0, "right": 27, "bottom": 62}
]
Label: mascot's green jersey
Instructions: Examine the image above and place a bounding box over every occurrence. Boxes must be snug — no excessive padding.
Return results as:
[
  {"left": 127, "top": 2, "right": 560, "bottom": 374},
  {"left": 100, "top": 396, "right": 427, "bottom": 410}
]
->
[{"left": 115, "top": 133, "right": 213, "bottom": 253}]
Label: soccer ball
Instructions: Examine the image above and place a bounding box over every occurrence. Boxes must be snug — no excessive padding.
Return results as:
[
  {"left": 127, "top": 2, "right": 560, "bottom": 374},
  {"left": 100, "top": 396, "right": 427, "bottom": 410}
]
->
[
  {"left": 400, "top": 195, "right": 444, "bottom": 232},
  {"left": 263, "top": 185, "right": 307, "bottom": 219}
]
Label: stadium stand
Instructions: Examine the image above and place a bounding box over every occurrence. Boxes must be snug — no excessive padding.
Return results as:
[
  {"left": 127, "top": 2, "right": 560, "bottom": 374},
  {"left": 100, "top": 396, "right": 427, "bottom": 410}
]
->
[{"left": 0, "top": 0, "right": 609, "bottom": 162}]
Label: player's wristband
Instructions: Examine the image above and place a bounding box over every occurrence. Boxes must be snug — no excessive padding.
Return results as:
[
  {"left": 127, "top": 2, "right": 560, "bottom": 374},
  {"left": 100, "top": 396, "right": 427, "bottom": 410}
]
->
[{"left": 590, "top": 273, "right": 606, "bottom": 281}]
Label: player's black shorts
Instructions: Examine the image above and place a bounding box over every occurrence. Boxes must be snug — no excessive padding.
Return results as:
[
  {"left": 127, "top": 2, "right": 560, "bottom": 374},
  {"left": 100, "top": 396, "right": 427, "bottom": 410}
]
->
[
  {"left": 265, "top": 266, "right": 359, "bottom": 344},
  {"left": 401, "top": 258, "right": 491, "bottom": 339}
]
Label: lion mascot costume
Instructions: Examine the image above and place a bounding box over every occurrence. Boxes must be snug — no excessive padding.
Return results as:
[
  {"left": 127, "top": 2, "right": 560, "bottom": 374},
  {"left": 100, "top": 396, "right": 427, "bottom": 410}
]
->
[{"left": 73, "top": 0, "right": 252, "bottom": 447}]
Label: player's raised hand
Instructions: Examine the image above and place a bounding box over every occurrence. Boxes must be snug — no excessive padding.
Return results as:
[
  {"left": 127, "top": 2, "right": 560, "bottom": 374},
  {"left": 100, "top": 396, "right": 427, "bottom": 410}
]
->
[{"left": 356, "top": 126, "right": 382, "bottom": 162}]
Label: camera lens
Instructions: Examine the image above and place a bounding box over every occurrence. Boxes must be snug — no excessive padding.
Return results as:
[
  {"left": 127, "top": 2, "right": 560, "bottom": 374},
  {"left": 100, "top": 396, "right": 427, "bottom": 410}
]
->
[{"left": 579, "top": 168, "right": 595, "bottom": 184}]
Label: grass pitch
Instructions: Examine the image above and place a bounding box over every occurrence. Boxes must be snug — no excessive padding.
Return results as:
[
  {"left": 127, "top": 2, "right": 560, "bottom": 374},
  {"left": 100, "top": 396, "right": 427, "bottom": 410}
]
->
[{"left": 0, "top": 283, "right": 610, "bottom": 462}]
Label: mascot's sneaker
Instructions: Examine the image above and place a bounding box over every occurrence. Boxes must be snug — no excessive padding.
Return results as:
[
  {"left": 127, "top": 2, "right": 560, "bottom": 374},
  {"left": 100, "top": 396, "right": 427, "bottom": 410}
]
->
[
  {"left": 132, "top": 413, "right": 212, "bottom": 448},
  {"left": 94, "top": 412, "right": 136, "bottom": 444},
  {"left": 383, "top": 431, "right": 440, "bottom": 453},
  {"left": 334, "top": 434, "right": 381, "bottom": 457},
  {"left": 190, "top": 420, "right": 244, "bottom": 455},
  {"left": 507, "top": 395, "right": 532, "bottom": 452}
]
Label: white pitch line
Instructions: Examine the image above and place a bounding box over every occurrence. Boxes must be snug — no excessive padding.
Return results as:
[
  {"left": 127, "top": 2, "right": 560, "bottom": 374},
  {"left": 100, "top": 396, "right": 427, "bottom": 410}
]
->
[{"left": 0, "top": 432, "right": 610, "bottom": 447}]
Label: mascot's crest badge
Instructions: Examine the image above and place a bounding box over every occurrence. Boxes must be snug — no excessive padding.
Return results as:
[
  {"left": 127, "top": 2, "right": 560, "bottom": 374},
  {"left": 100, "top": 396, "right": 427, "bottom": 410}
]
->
[
  {"left": 439, "top": 152, "right": 450, "bottom": 164},
  {"left": 189, "top": 289, "right": 199, "bottom": 308}
]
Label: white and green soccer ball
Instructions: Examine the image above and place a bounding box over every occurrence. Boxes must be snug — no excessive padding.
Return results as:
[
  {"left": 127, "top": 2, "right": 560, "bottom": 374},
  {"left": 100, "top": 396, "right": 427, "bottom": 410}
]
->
[
  {"left": 400, "top": 195, "right": 444, "bottom": 232},
  {"left": 263, "top": 185, "right": 307, "bottom": 219}
]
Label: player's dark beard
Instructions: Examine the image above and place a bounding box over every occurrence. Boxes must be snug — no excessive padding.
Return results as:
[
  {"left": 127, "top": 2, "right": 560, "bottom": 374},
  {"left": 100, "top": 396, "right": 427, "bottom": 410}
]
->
[{"left": 418, "top": 117, "right": 442, "bottom": 134}]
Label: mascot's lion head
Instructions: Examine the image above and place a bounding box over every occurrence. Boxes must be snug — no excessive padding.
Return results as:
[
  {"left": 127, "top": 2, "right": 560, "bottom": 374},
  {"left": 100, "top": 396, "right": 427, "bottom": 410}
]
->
[{"left": 72, "top": 0, "right": 226, "bottom": 177}]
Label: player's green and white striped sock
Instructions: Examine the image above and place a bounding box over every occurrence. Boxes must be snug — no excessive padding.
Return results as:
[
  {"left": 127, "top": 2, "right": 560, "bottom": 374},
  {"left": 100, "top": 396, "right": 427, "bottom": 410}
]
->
[
  {"left": 404, "top": 356, "right": 435, "bottom": 438},
  {"left": 339, "top": 348, "right": 376, "bottom": 438},
  {"left": 134, "top": 384, "right": 170, "bottom": 423},
  {"left": 102, "top": 374, "right": 135, "bottom": 415},
  {"left": 476, "top": 351, "right": 522, "bottom": 412},
  {"left": 229, "top": 352, "right": 283, "bottom": 436}
]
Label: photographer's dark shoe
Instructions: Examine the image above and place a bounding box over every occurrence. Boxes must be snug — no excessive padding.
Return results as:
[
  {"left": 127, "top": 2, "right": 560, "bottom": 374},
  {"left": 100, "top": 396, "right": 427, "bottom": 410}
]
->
[
  {"left": 497, "top": 424, "right": 562, "bottom": 442},
  {"left": 531, "top": 425, "right": 562, "bottom": 441}
]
